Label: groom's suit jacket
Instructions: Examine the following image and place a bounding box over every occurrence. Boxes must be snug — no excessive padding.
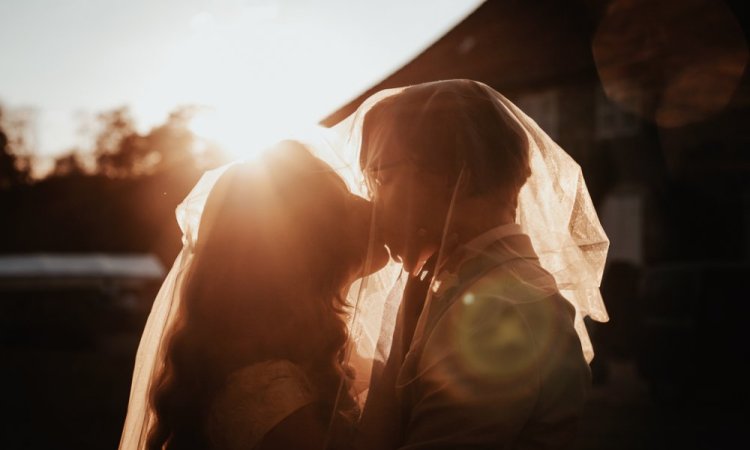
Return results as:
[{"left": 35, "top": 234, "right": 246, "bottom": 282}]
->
[{"left": 358, "top": 226, "right": 591, "bottom": 450}]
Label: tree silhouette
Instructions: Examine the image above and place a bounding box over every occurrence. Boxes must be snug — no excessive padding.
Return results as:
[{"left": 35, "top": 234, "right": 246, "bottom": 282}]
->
[
  {"left": 139, "top": 107, "right": 199, "bottom": 172},
  {"left": 93, "top": 107, "right": 141, "bottom": 177},
  {"left": 51, "top": 151, "right": 87, "bottom": 178},
  {"left": 92, "top": 106, "right": 201, "bottom": 178},
  {"left": 1, "top": 104, "right": 227, "bottom": 262},
  {"left": 0, "top": 106, "right": 31, "bottom": 189}
]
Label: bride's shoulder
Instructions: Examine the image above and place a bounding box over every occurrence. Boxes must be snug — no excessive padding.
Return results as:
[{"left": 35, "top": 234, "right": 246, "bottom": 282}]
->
[{"left": 207, "top": 359, "right": 317, "bottom": 450}]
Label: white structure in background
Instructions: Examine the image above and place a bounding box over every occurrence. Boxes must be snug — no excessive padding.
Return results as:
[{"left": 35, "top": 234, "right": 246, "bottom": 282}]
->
[
  {"left": 0, "top": 254, "right": 165, "bottom": 288},
  {"left": 0, "top": 254, "right": 165, "bottom": 310}
]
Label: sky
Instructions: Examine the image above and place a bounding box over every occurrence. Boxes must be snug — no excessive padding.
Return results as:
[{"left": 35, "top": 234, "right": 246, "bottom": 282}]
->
[{"left": 0, "top": 0, "right": 483, "bottom": 161}]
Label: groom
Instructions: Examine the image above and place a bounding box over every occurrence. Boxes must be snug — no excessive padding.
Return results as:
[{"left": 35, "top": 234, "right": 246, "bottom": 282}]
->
[{"left": 356, "top": 80, "right": 591, "bottom": 449}]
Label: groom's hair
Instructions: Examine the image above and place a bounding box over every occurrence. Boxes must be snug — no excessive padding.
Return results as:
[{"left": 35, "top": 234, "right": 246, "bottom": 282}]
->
[{"left": 361, "top": 80, "right": 531, "bottom": 201}]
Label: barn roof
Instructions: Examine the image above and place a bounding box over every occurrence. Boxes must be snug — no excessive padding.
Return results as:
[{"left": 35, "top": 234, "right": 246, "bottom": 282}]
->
[{"left": 320, "top": 0, "right": 601, "bottom": 126}]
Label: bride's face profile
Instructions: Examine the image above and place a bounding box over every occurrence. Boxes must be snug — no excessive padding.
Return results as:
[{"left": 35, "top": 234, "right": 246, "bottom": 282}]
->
[
  {"left": 195, "top": 140, "right": 387, "bottom": 301},
  {"left": 344, "top": 193, "right": 390, "bottom": 283}
]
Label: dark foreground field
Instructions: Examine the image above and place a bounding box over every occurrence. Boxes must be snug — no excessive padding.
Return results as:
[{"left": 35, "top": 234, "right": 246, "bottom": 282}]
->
[{"left": 1, "top": 334, "right": 745, "bottom": 450}]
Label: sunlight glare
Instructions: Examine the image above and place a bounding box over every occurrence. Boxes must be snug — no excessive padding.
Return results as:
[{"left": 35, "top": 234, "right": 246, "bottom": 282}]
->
[
  {"left": 175, "top": 3, "right": 354, "bottom": 160},
  {"left": 188, "top": 106, "right": 309, "bottom": 160}
]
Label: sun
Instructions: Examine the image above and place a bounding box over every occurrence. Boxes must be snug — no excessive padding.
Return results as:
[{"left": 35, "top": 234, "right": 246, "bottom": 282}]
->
[
  {"left": 187, "top": 106, "right": 305, "bottom": 161},
  {"left": 155, "top": 7, "right": 339, "bottom": 161}
]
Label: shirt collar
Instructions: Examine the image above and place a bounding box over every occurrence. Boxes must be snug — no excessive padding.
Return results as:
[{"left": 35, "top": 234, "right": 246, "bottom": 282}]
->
[
  {"left": 431, "top": 223, "right": 526, "bottom": 277},
  {"left": 462, "top": 223, "right": 525, "bottom": 254}
]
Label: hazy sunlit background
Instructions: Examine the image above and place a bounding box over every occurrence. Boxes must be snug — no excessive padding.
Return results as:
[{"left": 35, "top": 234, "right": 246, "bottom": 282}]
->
[{"left": 1, "top": 0, "right": 482, "bottom": 170}]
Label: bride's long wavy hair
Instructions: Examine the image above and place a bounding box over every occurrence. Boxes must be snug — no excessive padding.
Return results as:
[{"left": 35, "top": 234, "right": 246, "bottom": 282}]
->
[{"left": 147, "top": 141, "right": 361, "bottom": 450}]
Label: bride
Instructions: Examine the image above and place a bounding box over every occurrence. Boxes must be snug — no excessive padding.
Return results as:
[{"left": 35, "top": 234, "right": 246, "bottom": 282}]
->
[{"left": 130, "top": 140, "right": 388, "bottom": 450}]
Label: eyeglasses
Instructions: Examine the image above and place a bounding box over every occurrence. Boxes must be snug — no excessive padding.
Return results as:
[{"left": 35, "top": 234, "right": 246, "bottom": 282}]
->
[{"left": 363, "top": 158, "right": 410, "bottom": 194}]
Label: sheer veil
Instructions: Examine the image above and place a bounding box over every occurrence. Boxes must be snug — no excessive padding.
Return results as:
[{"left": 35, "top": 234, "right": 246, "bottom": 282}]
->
[
  {"left": 119, "top": 80, "right": 608, "bottom": 449},
  {"left": 335, "top": 80, "right": 609, "bottom": 383}
]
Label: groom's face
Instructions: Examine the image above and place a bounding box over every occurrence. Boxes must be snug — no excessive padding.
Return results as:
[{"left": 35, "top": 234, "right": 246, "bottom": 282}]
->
[{"left": 365, "top": 135, "right": 452, "bottom": 275}]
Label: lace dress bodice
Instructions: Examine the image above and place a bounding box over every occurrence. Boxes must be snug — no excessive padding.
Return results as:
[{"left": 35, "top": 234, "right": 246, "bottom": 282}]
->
[{"left": 206, "top": 359, "right": 316, "bottom": 450}]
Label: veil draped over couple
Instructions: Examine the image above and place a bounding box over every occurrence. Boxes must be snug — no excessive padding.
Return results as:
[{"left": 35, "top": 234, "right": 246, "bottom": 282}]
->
[{"left": 119, "top": 80, "right": 609, "bottom": 450}]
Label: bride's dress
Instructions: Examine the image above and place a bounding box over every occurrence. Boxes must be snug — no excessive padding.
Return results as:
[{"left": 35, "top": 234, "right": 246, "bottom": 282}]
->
[{"left": 207, "top": 360, "right": 316, "bottom": 450}]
